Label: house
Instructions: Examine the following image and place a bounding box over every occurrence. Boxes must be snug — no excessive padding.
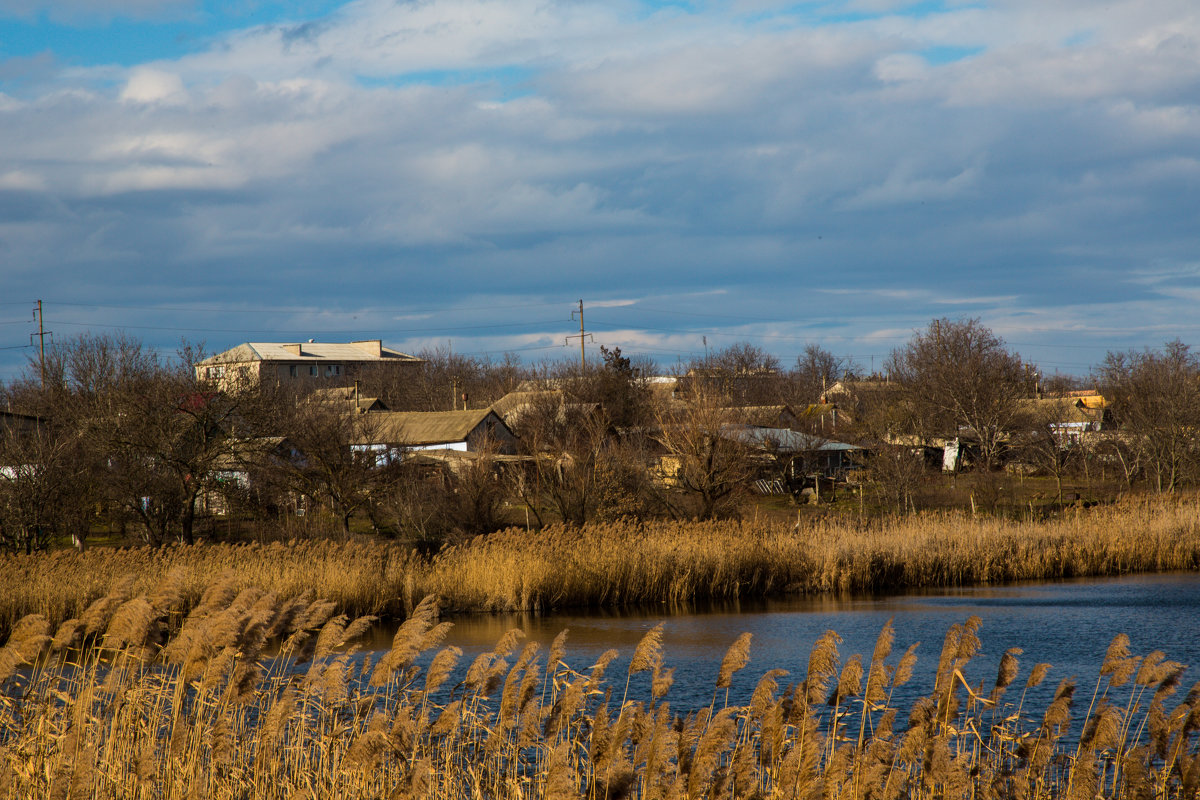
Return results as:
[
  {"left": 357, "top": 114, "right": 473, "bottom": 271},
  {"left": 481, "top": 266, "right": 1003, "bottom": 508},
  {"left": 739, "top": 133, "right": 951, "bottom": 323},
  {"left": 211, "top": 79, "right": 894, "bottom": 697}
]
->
[
  {"left": 798, "top": 403, "right": 840, "bottom": 432},
  {"left": 403, "top": 448, "right": 533, "bottom": 479},
  {"left": 1062, "top": 390, "right": 1106, "bottom": 409},
  {"left": 490, "top": 390, "right": 562, "bottom": 429},
  {"left": 306, "top": 386, "right": 390, "bottom": 413},
  {"left": 195, "top": 340, "right": 422, "bottom": 393},
  {"left": 0, "top": 411, "right": 46, "bottom": 485},
  {"left": 351, "top": 409, "right": 518, "bottom": 464},
  {"left": 720, "top": 425, "right": 862, "bottom": 482},
  {"left": 721, "top": 405, "right": 802, "bottom": 430},
  {"left": 1017, "top": 396, "right": 1108, "bottom": 446},
  {"left": 820, "top": 380, "right": 904, "bottom": 407},
  {"left": 0, "top": 410, "right": 43, "bottom": 442},
  {"left": 490, "top": 389, "right": 606, "bottom": 434}
]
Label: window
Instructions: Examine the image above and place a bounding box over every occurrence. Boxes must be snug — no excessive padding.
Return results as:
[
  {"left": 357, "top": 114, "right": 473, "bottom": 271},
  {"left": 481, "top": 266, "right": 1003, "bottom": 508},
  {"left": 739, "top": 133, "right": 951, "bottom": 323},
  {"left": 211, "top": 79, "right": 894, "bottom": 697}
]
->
[
  {"left": 289, "top": 365, "right": 298, "bottom": 378},
  {"left": 325, "top": 364, "right": 342, "bottom": 377},
  {"left": 309, "top": 365, "right": 317, "bottom": 377},
  {"left": 204, "top": 366, "right": 226, "bottom": 380}
]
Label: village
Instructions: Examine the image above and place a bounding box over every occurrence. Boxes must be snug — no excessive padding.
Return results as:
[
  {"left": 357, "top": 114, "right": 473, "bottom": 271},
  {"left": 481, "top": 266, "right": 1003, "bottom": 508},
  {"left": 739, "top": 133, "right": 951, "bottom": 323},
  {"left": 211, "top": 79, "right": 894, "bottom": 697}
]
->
[{"left": 1, "top": 317, "right": 1181, "bottom": 554}]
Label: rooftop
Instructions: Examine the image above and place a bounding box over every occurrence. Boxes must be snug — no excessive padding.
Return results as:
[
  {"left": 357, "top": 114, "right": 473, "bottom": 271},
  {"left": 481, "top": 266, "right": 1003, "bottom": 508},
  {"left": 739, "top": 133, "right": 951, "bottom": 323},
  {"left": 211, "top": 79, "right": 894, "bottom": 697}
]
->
[
  {"left": 360, "top": 409, "right": 506, "bottom": 446},
  {"left": 199, "top": 340, "right": 421, "bottom": 365}
]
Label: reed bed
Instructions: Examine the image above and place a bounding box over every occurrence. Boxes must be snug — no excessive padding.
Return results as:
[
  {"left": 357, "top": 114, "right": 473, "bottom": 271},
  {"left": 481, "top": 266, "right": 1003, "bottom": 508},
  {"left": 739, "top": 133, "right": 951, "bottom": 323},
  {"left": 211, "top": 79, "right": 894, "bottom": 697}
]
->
[
  {"left": 3, "top": 498, "right": 1200, "bottom": 637},
  {"left": 1, "top": 577, "right": 1197, "bottom": 799}
]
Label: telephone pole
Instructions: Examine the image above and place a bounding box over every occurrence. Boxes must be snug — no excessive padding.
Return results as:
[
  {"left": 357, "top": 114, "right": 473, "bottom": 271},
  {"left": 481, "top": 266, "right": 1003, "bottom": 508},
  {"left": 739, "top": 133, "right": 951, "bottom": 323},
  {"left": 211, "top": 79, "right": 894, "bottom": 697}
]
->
[
  {"left": 31, "top": 300, "right": 50, "bottom": 389},
  {"left": 566, "top": 299, "right": 593, "bottom": 372}
]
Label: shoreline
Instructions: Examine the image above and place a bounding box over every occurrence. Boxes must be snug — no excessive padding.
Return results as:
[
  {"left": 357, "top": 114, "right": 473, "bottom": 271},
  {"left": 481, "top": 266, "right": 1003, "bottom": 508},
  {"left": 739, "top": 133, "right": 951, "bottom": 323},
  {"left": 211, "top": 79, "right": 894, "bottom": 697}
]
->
[{"left": 4, "top": 497, "right": 1200, "bottom": 639}]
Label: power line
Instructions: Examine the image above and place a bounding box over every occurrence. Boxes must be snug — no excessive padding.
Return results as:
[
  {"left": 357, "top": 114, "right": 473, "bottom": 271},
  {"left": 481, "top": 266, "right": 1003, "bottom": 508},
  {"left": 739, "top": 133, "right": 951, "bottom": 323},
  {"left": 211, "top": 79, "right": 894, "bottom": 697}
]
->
[
  {"left": 42, "top": 299, "right": 574, "bottom": 315},
  {"left": 588, "top": 317, "right": 916, "bottom": 345},
  {"left": 43, "top": 318, "right": 569, "bottom": 335}
]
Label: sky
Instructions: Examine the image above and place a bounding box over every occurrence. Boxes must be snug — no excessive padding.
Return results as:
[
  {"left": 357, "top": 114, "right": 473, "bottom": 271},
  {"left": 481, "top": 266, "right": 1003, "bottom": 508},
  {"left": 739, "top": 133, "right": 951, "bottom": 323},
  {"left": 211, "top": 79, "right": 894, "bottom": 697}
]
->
[{"left": 1, "top": 0, "right": 1198, "bottom": 382}]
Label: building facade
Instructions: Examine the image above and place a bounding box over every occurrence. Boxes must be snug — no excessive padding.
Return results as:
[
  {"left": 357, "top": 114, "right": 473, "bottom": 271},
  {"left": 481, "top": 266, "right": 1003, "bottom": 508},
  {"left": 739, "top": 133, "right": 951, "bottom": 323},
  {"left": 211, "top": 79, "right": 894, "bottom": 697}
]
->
[{"left": 196, "top": 340, "right": 422, "bottom": 392}]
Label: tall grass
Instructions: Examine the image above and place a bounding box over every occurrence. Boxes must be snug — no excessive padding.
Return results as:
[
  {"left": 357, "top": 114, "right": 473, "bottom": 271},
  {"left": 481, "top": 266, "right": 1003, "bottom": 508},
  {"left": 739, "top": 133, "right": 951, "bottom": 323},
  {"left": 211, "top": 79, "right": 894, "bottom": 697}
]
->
[
  {"left": 3, "top": 497, "right": 1199, "bottom": 636},
  {"left": 1, "top": 578, "right": 1197, "bottom": 799}
]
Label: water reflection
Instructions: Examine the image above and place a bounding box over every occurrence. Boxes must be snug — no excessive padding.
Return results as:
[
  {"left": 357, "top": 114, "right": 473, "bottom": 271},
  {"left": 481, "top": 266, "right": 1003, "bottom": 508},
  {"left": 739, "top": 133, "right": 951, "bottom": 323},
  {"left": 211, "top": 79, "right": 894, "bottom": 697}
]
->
[{"left": 367, "top": 572, "right": 1200, "bottom": 714}]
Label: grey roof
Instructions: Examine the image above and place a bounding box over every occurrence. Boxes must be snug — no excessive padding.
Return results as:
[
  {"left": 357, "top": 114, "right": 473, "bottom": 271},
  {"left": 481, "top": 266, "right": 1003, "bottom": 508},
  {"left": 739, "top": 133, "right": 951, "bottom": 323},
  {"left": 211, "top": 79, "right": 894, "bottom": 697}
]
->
[
  {"left": 720, "top": 424, "right": 860, "bottom": 453},
  {"left": 199, "top": 340, "right": 420, "bottom": 365}
]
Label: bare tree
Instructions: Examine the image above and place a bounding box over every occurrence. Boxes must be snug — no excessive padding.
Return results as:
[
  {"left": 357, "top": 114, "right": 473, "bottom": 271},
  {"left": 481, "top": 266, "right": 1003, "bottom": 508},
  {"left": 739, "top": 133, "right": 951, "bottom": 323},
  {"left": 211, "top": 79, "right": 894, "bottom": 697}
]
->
[
  {"left": 791, "top": 344, "right": 855, "bottom": 406},
  {"left": 370, "top": 347, "right": 526, "bottom": 411},
  {"left": 654, "top": 391, "right": 754, "bottom": 519},
  {"left": 682, "top": 342, "right": 786, "bottom": 406},
  {"left": 862, "top": 445, "right": 926, "bottom": 514},
  {"left": 444, "top": 448, "right": 510, "bottom": 536},
  {"left": 270, "top": 396, "right": 399, "bottom": 534},
  {"left": 0, "top": 417, "right": 97, "bottom": 553},
  {"left": 18, "top": 334, "right": 255, "bottom": 545},
  {"left": 1097, "top": 340, "right": 1200, "bottom": 492},
  {"left": 511, "top": 392, "right": 611, "bottom": 526},
  {"left": 1012, "top": 402, "right": 1082, "bottom": 505},
  {"left": 887, "top": 319, "right": 1027, "bottom": 472}
]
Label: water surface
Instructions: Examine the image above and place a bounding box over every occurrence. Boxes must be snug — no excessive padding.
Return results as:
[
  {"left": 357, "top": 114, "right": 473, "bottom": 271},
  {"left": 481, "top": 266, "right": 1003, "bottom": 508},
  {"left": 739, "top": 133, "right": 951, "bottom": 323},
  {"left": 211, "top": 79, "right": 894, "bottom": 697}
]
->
[{"left": 367, "top": 572, "right": 1200, "bottom": 714}]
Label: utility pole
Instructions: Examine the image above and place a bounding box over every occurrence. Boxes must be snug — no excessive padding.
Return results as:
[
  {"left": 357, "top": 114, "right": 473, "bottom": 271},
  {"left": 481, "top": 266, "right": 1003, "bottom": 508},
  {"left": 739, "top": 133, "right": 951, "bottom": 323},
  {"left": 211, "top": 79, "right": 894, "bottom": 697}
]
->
[
  {"left": 31, "top": 300, "right": 50, "bottom": 389},
  {"left": 566, "top": 299, "right": 592, "bottom": 373}
]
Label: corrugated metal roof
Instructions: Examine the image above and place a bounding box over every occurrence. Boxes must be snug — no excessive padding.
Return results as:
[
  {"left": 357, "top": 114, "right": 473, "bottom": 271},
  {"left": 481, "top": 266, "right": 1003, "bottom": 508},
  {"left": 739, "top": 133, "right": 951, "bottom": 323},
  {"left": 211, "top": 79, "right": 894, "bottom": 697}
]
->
[{"left": 720, "top": 424, "right": 860, "bottom": 453}]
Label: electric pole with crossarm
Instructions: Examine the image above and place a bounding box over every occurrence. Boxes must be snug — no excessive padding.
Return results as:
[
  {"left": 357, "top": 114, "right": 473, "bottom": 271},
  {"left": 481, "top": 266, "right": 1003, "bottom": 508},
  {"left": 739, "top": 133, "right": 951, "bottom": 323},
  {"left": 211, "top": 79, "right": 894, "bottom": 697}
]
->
[
  {"left": 565, "top": 299, "right": 593, "bottom": 373},
  {"left": 31, "top": 300, "right": 50, "bottom": 389}
]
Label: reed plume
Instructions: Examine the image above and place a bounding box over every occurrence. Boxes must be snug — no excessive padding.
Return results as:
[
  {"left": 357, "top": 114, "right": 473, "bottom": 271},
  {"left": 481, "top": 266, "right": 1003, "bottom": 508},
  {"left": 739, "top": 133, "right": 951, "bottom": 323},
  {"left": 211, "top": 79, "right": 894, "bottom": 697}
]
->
[{"left": 716, "top": 632, "right": 752, "bottom": 692}]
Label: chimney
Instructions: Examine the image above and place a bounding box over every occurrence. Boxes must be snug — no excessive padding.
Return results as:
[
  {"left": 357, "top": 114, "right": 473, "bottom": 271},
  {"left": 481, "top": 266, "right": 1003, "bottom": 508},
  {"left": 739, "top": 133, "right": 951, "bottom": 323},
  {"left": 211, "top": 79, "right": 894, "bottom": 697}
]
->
[
  {"left": 353, "top": 339, "right": 383, "bottom": 358},
  {"left": 283, "top": 343, "right": 303, "bottom": 356}
]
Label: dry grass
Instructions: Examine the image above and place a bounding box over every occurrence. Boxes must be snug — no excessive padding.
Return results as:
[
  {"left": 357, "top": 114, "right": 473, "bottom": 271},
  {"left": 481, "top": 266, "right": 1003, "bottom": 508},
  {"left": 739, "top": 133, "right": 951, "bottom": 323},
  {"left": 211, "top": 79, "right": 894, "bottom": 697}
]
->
[
  {"left": 1, "top": 578, "right": 1197, "bottom": 799},
  {"left": 3, "top": 497, "right": 1200, "bottom": 637}
]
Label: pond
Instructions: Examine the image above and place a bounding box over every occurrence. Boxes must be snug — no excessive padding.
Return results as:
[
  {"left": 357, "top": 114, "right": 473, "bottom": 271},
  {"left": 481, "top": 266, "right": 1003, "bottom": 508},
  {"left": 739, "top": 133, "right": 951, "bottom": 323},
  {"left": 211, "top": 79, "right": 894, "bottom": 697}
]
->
[{"left": 363, "top": 571, "right": 1200, "bottom": 714}]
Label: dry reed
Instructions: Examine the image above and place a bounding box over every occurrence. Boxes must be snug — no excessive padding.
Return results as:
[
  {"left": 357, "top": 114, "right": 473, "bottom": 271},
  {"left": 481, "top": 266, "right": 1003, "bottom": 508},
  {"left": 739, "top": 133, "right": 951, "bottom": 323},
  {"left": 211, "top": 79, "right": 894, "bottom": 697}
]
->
[
  {"left": 3, "top": 497, "right": 1200, "bottom": 640},
  {"left": 2, "top": 578, "right": 1197, "bottom": 799}
]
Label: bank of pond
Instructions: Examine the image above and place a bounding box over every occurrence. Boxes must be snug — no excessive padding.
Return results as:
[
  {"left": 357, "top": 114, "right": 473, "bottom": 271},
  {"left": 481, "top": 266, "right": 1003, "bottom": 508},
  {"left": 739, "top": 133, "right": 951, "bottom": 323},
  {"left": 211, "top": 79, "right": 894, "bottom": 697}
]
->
[{"left": 4, "top": 498, "right": 1200, "bottom": 640}]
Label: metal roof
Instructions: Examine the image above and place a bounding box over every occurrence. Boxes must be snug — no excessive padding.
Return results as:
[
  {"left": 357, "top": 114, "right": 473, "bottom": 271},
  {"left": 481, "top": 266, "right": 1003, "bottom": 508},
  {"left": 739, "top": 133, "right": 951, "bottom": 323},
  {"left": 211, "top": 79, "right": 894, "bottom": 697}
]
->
[
  {"left": 720, "top": 424, "right": 860, "bottom": 453},
  {"left": 199, "top": 341, "right": 420, "bottom": 365}
]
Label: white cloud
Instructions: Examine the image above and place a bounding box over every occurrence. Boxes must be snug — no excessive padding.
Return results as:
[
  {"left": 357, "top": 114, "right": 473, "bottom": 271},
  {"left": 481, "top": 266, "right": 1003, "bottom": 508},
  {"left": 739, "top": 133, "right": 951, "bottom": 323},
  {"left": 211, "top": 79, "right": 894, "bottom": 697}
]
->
[
  {"left": 0, "top": 169, "right": 44, "bottom": 190},
  {"left": 840, "top": 162, "right": 981, "bottom": 209},
  {"left": 2, "top": 0, "right": 1200, "bottom": 378},
  {"left": 120, "top": 68, "right": 188, "bottom": 105}
]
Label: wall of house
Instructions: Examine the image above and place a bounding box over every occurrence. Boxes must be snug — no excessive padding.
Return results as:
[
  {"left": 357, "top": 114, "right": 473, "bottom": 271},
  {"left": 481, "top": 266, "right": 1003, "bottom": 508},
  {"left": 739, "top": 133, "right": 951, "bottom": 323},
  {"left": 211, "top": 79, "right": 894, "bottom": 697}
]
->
[
  {"left": 466, "top": 415, "right": 518, "bottom": 454},
  {"left": 274, "top": 362, "right": 347, "bottom": 381}
]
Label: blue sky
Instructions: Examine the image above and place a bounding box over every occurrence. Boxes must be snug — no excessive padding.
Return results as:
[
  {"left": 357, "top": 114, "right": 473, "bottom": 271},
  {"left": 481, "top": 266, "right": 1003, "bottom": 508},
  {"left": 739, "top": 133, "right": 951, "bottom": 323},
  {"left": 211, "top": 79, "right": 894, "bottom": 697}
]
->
[{"left": 1, "top": 0, "right": 1199, "bottom": 381}]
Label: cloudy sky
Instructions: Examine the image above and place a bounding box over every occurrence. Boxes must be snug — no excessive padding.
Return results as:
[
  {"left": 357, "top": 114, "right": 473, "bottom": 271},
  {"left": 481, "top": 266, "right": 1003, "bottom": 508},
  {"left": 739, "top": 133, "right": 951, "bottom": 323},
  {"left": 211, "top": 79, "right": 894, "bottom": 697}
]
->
[{"left": 1, "top": 0, "right": 1198, "bottom": 381}]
